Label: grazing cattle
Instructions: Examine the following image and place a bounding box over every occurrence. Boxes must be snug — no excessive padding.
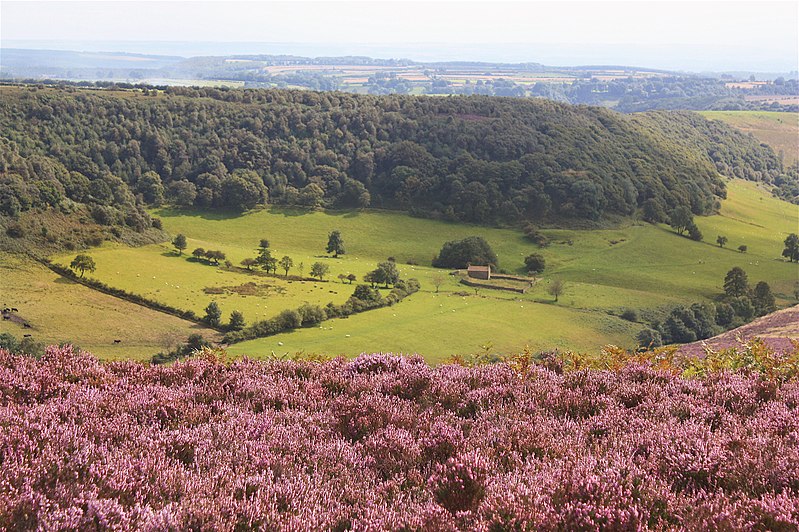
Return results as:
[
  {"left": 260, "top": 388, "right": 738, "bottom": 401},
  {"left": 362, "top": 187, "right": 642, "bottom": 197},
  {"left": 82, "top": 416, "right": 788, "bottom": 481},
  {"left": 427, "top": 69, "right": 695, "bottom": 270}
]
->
[
  {"left": 23, "top": 334, "right": 32, "bottom": 338},
  {"left": 11, "top": 308, "right": 18, "bottom": 312},
  {"left": 113, "top": 339, "right": 121, "bottom": 344},
  {"left": 2, "top": 316, "right": 9, "bottom": 320},
  {"left": 23, "top": 323, "right": 32, "bottom": 329}
]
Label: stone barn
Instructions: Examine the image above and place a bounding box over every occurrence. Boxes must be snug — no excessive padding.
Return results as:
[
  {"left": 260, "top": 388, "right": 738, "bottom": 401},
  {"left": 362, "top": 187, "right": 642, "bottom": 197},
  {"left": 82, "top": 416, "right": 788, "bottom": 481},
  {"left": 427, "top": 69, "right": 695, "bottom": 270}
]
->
[{"left": 467, "top": 265, "right": 491, "bottom": 280}]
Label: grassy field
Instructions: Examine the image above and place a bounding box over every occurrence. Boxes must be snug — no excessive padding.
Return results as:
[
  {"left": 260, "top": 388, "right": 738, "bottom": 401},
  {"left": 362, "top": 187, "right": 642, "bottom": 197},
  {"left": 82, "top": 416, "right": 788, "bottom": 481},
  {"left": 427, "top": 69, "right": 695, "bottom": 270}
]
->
[
  {"left": 699, "top": 111, "right": 799, "bottom": 165},
  {"left": 0, "top": 252, "right": 220, "bottom": 361},
  {"left": 46, "top": 178, "right": 797, "bottom": 363}
]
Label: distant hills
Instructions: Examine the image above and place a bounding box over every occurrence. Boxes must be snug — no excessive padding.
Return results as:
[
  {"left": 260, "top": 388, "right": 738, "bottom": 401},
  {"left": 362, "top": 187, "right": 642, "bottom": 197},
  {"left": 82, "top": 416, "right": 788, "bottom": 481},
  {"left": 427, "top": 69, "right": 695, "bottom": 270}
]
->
[{"left": 2, "top": 48, "right": 797, "bottom": 112}]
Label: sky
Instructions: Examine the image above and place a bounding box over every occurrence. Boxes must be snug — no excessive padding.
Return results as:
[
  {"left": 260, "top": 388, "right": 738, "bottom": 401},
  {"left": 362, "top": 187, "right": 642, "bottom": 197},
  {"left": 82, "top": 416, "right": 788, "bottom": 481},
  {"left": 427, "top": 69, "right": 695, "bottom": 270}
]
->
[{"left": 2, "top": 1, "right": 798, "bottom": 71}]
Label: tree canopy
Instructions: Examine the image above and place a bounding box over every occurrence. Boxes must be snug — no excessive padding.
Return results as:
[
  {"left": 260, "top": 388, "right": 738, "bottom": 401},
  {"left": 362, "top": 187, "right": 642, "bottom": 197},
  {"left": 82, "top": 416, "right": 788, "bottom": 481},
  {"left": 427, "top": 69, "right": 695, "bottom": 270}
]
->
[
  {"left": 1, "top": 85, "right": 791, "bottom": 235},
  {"left": 432, "top": 236, "right": 498, "bottom": 269}
]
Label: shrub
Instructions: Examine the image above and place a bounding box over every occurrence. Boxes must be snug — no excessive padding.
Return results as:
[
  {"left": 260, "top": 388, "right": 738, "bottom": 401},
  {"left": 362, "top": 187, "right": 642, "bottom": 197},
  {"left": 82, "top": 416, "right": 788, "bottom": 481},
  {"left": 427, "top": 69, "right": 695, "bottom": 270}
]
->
[
  {"left": 636, "top": 327, "right": 662, "bottom": 348},
  {"left": 620, "top": 308, "right": 639, "bottom": 322},
  {"left": 5, "top": 223, "right": 24, "bottom": 238}
]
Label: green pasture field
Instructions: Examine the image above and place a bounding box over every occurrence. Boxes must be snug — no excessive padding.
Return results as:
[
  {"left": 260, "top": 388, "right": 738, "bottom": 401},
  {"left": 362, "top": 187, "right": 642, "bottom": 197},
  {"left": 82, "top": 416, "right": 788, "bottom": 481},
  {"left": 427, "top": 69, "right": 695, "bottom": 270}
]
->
[
  {"left": 699, "top": 111, "right": 799, "bottom": 165},
  {"left": 0, "top": 252, "right": 220, "bottom": 361},
  {"left": 47, "top": 179, "right": 797, "bottom": 362}
]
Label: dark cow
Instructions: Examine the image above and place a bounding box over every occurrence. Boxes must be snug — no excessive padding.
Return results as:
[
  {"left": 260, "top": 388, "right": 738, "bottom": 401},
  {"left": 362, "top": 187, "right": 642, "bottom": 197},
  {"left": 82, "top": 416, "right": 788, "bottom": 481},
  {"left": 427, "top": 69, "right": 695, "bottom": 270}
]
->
[
  {"left": 23, "top": 334, "right": 32, "bottom": 338},
  {"left": 22, "top": 323, "right": 32, "bottom": 329},
  {"left": 113, "top": 339, "right": 121, "bottom": 344},
  {"left": 11, "top": 308, "right": 18, "bottom": 312},
  {"left": 2, "top": 316, "right": 9, "bottom": 320}
]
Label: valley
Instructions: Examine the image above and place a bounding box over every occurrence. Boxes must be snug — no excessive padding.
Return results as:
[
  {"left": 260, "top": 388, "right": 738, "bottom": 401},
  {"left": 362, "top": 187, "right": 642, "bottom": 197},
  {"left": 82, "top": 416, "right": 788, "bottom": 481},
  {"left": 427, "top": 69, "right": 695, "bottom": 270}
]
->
[{"left": 24, "top": 178, "right": 796, "bottom": 363}]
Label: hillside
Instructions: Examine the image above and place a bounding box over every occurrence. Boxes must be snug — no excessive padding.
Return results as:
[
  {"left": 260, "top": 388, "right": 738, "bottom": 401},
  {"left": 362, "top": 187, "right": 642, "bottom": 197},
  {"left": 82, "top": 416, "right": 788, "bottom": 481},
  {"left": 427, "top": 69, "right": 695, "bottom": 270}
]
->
[
  {"left": 677, "top": 305, "right": 799, "bottom": 358},
  {"left": 1, "top": 346, "right": 797, "bottom": 529},
  {"left": 699, "top": 111, "right": 799, "bottom": 165},
  {"left": 37, "top": 178, "right": 796, "bottom": 363},
  {"left": 0, "top": 251, "right": 220, "bottom": 359},
  {"left": 0, "top": 84, "right": 786, "bottom": 239}
]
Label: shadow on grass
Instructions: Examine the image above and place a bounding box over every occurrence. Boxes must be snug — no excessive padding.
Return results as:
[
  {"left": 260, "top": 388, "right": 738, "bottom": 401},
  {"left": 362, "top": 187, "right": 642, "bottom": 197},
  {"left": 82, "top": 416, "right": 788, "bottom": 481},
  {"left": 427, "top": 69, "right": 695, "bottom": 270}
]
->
[
  {"left": 152, "top": 207, "right": 251, "bottom": 221},
  {"left": 153, "top": 205, "right": 372, "bottom": 221}
]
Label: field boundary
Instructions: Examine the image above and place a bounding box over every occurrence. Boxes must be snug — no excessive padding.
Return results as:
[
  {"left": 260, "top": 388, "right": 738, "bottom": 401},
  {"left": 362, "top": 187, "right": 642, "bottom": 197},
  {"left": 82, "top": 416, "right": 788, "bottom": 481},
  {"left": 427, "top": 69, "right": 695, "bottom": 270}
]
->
[
  {"left": 459, "top": 277, "right": 530, "bottom": 294},
  {"left": 34, "top": 256, "right": 225, "bottom": 333}
]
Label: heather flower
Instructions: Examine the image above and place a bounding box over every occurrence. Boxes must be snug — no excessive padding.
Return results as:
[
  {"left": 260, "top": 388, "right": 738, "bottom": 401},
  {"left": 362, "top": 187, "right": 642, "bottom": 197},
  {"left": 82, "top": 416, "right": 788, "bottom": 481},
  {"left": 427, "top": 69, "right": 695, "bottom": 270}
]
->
[{"left": 0, "top": 346, "right": 797, "bottom": 529}]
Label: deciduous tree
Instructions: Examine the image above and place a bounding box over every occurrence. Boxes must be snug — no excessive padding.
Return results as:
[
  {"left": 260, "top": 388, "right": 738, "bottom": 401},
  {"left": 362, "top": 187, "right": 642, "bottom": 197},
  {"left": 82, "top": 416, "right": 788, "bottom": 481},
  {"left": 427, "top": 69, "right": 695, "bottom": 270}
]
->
[
  {"left": 326, "top": 230, "right": 345, "bottom": 257},
  {"left": 310, "top": 262, "right": 329, "bottom": 280},
  {"left": 172, "top": 234, "right": 187, "bottom": 255},
  {"left": 70, "top": 254, "right": 96, "bottom": 277},
  {"left": 279, "top": 255, "right": 294, "bottom": 276},
  {"left": 524, "top": 253, "right": 546, "bottom": 274},
  {"left": 783, "top": 233, "right": 799, "bottom": 262},
  {"left": 548, "top": 279, "right": 564, "bottom": 302}
]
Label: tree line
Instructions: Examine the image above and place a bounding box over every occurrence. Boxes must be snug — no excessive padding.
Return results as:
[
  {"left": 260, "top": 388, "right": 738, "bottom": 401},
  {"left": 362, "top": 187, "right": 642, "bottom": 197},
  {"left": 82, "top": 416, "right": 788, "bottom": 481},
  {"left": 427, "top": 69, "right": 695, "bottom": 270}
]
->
[{"left": 1, "top": 85, "right": 791, "bottom": 236}]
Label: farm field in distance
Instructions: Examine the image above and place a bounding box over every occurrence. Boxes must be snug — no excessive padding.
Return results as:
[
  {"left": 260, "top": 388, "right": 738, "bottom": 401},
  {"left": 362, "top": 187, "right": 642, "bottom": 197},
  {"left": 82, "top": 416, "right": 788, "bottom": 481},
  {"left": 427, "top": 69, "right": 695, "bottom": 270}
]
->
[
  {"left": 44, "top": 179, "right": 798, "bottom": 363},
  {"left": 0, "top": 252, "right": 220, "bottom": 360},
  {"left": 699, "top": 111, "right": 799, "bottom": 165}
]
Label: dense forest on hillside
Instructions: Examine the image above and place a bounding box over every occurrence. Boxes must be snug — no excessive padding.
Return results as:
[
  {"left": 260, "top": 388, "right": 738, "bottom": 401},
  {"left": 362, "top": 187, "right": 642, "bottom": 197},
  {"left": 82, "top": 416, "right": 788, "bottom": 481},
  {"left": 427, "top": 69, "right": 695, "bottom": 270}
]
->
[{"left": 0, "top": 85, "right": 790, "bottom": 237}]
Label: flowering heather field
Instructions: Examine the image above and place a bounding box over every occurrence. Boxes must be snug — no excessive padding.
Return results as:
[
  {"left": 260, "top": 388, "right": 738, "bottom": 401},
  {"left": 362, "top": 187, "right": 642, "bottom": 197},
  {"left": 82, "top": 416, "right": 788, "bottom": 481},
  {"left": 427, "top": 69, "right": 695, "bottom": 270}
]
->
[{"left": 1, "top": 347, "right": 798, "bottom": 530}]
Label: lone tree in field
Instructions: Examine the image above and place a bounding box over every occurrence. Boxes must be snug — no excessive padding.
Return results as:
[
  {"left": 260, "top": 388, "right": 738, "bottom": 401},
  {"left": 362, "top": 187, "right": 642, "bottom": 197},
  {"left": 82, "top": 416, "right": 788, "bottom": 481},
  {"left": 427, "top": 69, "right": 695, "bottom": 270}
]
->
[
  {"left": 783, "top": 233, "right": 799, "bottom": 262},
  {"left": 738, "top": 245, "right": 747, "bottom": 253},
  {"left": 192, "top": 248, "right": 205, "bottom": 260},
  {"left": 279, "top": 256, "right": 294, "bottom": 276},
  {"left": 524, "top": 253, "right": 546, "bottom": 274},
  {"left": 70, "top": 254, "right": 96, "bottom": 278},
  {"left": 326, "top": 230, "right": 345, "bottom": 257},
  {"left": 346, "top": 273, "right": 357, "bottom": 284},
  {"left": 716, "top": 235, "right": 728, "bottom": 248},
  {"left": 228, "top": 310, "right": 246, "bottom": 331},
  {"left": 204, "top": 302, "right": 222, "bottom": 327},
  {"left": 241, "top": 258, "right": 257, "bottom": 270},
  {"left": 172, "top": 234, "right": 187, "bottom": 255},
  {"left": 259, "top": 239, "right": 270, "bottom": 250},
  {"left": 548, "top": 279, "right": 565, "bottom": 302},
  {"left": 723, "top": 267, "right": 749, "bottom": 297},
  {"left": 431, "top": 272, "right": 446, "bottom": 293},
  {"left": 310, "top": 262, "right": 330, "bottom": 281}
]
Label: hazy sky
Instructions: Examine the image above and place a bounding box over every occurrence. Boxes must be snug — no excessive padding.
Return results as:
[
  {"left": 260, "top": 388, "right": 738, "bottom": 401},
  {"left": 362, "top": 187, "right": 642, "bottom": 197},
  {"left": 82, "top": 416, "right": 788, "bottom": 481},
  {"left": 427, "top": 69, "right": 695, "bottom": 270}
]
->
[{"left": 2, "top": 1, "right": 798, "bottom": 71}]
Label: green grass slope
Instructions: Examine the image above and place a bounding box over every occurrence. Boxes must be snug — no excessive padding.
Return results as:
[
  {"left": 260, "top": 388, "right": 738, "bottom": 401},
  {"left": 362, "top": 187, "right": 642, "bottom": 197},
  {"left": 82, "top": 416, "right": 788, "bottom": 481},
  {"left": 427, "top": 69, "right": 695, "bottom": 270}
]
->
[
  {"left": 46, "top": 178, "right": 797, "bottom": 363},
  {"left": 0, "top": 252, "right": 220, "bottom": 360}
]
